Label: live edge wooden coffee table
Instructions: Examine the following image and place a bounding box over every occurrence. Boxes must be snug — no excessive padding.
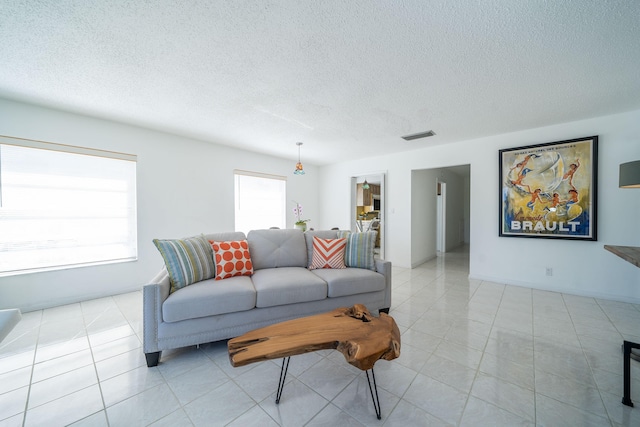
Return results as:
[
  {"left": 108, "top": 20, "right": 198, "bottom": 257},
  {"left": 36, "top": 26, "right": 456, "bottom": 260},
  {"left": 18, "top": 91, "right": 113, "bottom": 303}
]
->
[{"left": 228, "top": 304, "right": 401, "bottom": 419}]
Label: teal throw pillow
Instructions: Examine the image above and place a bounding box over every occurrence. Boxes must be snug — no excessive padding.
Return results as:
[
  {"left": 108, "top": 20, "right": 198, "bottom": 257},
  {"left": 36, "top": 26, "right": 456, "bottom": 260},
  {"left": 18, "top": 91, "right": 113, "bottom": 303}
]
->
[
  {"left": 153, "top": 235, "right": 215, "bottom": 294},
  {"left": 338, "top": 231, "right": 376, "bottom": 270}
]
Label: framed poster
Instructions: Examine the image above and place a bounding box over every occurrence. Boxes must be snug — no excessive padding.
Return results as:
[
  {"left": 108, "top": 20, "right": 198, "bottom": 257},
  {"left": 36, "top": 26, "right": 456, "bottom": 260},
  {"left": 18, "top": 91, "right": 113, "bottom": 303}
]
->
[{"left": 499, "top": 136, "right": 598, "bottom": 240}]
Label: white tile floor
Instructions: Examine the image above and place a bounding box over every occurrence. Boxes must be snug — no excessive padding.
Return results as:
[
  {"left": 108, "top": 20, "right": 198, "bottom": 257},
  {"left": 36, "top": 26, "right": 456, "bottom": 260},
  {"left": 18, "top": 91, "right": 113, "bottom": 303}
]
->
[{"left": 2, "top": 245, "right": 640, "bottom": 426}]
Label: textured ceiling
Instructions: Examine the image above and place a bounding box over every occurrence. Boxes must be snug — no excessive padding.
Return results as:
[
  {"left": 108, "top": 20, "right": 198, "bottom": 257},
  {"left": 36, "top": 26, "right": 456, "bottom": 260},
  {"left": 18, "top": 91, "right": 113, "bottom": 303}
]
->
[{"left": 1, "top": 1, "right": 639, "bottom": 165}]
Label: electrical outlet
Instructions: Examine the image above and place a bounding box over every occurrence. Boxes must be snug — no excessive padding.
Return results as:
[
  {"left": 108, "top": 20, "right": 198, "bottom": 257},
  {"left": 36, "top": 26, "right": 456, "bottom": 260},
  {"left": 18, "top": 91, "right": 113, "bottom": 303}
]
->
[{"left": 545, "top": 267, "right": 553, "bottom": 276}]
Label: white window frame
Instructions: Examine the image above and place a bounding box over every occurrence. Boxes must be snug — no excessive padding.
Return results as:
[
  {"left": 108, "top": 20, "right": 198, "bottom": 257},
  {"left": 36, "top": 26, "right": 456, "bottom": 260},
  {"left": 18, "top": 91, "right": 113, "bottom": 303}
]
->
[
  {"left": 234, "top": 170, "right": 286, "bottom": 234},
  {"left": 0, "top": 135, "right": 137, "bottom": 276}
]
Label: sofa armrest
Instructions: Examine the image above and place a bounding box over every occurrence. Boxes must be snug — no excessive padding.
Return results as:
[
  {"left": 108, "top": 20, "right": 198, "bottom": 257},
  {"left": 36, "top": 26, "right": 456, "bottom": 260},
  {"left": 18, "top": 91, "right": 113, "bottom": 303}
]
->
[
  {"left": 375, "top": 259, "right": 392, "bottom": 311},
  {"left": 143, "top": 269, "right": 170, "bottom": 354}
]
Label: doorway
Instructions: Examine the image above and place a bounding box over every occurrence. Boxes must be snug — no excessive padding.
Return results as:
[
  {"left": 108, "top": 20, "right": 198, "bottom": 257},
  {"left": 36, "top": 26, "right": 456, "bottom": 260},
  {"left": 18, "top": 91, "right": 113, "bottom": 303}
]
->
[
  {"left": 409, "top": 165, "right": 469, "bottom": 267},
  {"left": 351, "top": 173, "right": 385, "bottom": 259}
]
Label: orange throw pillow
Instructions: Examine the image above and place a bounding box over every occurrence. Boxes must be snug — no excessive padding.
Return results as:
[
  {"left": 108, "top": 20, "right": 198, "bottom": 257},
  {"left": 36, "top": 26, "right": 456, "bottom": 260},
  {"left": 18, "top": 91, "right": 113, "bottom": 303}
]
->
[
  {"left": 309, "top": 236, "right": 347, "bottom": 269},
  {"left": 209, "top": 240, "right": 254, "bottom": 280}
]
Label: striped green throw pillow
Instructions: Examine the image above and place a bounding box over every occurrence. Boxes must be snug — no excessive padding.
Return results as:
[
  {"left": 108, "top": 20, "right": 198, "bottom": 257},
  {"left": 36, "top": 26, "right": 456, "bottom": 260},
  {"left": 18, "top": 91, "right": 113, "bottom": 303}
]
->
[
  {"left": 338, "top": 231, "right": 377, "bottom": 271},
  {"left": 153, "top": 235, "right": 215, "bottom": 294}
]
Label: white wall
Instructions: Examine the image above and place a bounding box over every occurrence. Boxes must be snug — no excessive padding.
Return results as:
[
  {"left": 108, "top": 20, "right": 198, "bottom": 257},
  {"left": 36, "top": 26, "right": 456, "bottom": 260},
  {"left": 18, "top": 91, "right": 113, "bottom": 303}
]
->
[
  {"left": 463, "top": 171, "right": 471, "bottom": 244},
  {"left": 319, "top": 109, "right": 640, "bottom": 303},
  {"left": 440, "top": 168, "right": 466, "bottom": 251},
  {"left": 2, "top": 98, "right": 639, "bottom": 308},
  {"left": 0, "top": 98, "right": 319, "bottom": 311},
  {"left": 410, "top": 169, "right": 438, "bottom": 267}
]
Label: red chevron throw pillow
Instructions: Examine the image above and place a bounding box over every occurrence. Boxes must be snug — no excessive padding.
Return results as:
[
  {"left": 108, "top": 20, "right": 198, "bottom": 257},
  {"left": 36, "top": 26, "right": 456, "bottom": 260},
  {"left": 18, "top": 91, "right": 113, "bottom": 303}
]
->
[{"left": 309, "top": 236, "right": 347, "bottom": 270}]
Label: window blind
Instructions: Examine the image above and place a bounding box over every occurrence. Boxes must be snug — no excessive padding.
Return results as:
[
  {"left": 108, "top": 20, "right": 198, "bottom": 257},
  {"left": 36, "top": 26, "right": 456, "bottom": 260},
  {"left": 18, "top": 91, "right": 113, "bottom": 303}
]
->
[
  {"left": 234, "top": 170, "right": 286, "bottom": 234},
  {"left": 0, "top": 135, "right": 137, "bottom": 275}
]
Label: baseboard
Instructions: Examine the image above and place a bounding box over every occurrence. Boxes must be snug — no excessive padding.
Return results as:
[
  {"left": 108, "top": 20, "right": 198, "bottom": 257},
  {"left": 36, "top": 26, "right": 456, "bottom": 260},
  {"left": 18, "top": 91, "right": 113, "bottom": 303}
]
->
[
  {"left": 468, "top": 273, "right": 640, "bottom": 305},
  {"left": 411, "top": 254, "right": 436, "bottom": 269},
  {"left": 18, "top": 286, "right": 142, "bottom": 312}
]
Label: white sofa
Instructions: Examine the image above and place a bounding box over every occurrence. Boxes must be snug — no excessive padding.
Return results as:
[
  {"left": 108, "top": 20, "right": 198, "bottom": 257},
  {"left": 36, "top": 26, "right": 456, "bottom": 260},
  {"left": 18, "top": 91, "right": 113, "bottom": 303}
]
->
[{"left": 143, "top": 228, "right": 391, "bottom": 366}]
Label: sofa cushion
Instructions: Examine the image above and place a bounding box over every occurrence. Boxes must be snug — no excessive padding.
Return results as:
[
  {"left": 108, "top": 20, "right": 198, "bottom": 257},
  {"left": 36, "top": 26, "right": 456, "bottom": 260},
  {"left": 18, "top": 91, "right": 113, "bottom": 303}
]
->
[
  {"left": 210, "top": 240, "right": 254, "bottom": 280},
  {"left": 153, "top": 235, "right": 216, "bottom": 294},
  {"left": 338, "top": 231, "right": 377, "bottom": 271},
  {"left": 309, "top": 237, "right": 347, "bottom": 270},
  {"left": 162, "top": 276, "right": 256, "bottom": 322},
  {"left": 251, "top": 267, "right": 327, "bottom": 308},
  {"left": 247, "top": 229, "right": 307, "bottom": 270},
  {"left": 311, "top": 267, "right": 385, "bottom": 298}
]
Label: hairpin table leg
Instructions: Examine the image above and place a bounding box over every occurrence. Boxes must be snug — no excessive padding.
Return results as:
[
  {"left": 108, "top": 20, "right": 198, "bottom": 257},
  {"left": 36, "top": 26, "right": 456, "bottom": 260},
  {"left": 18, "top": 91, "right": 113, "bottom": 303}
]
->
[
  {"left": 276, "top": 357, "right": 290, "bottom": 404},
  {"left": 366, "top": 368, "right": 382, "bottom": 420},
  {"left": 622, "top": 340, "right": 640, "bottom": 407}
]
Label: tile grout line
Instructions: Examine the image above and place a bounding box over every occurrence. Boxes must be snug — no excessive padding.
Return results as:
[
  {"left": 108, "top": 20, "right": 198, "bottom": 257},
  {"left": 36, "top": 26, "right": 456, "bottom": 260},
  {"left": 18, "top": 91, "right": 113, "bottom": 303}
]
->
[
  {"left": 457, "top": 279, "right": 508, "bottom": 426},
  {"left": 122, "top": 291, "right": 191, "bottom": 426},
  {"left": 371, "top": 263, "right": 453, "bottom": 424},
  {"left": 84, "top": 299, "right": 114, "bottom": 427},
  {"left": 21, "top": 309, "right": 42, "bottom": 427},
  {"left": 8, "top": 248, "right": 637, "bottom": 426},
  {"left": 81, "top": 293, "right": 150, "bottom": 425},
  {"left": 588, "top": 296, "right": 627, "bottom": 424}
]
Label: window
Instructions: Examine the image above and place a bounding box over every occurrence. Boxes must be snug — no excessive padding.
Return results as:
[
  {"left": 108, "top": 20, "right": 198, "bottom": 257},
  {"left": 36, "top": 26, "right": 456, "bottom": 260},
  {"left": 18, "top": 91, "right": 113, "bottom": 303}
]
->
[
  {"left": 0, "top": 136, "right": 137, "bottom": 275},
  {"left": 234, "top": 170, "right": 286, "bottom": 234}
]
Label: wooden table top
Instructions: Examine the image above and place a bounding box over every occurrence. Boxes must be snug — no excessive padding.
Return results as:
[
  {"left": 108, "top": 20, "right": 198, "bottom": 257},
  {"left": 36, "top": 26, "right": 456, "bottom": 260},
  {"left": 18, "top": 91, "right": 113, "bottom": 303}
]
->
[
  {"left": 604, "top": 245, "right": 640, "bottom": 269},
  {"left": 228, "top": 304, "right": 400, "bottom": 371}
]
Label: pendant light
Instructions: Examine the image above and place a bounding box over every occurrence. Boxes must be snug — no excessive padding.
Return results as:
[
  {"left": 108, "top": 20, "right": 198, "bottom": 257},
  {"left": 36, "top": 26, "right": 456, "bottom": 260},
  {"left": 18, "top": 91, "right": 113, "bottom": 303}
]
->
[
  {"left": 362, "top": 179, "right": 370, "bottom": 189},
  {"left": 294, "top": 142, "right": 305, "bottom": 175}
]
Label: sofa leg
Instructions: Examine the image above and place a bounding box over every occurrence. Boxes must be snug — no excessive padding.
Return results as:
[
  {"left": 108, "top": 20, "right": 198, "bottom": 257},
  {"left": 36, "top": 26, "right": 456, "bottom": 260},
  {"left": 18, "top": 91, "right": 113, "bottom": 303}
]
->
[
  {"left": 379, "top": 307, "right": 390, "bottom": 314},
  {"left": 145, "top": 351, "right": 161, "bottom": 367}
]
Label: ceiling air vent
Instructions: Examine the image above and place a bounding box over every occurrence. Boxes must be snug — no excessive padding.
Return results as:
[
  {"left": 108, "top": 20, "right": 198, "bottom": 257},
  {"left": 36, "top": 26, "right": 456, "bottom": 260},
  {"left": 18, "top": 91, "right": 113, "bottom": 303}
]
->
[{"left": 401, "top": 130, "right": 436, "bottom": 141}]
